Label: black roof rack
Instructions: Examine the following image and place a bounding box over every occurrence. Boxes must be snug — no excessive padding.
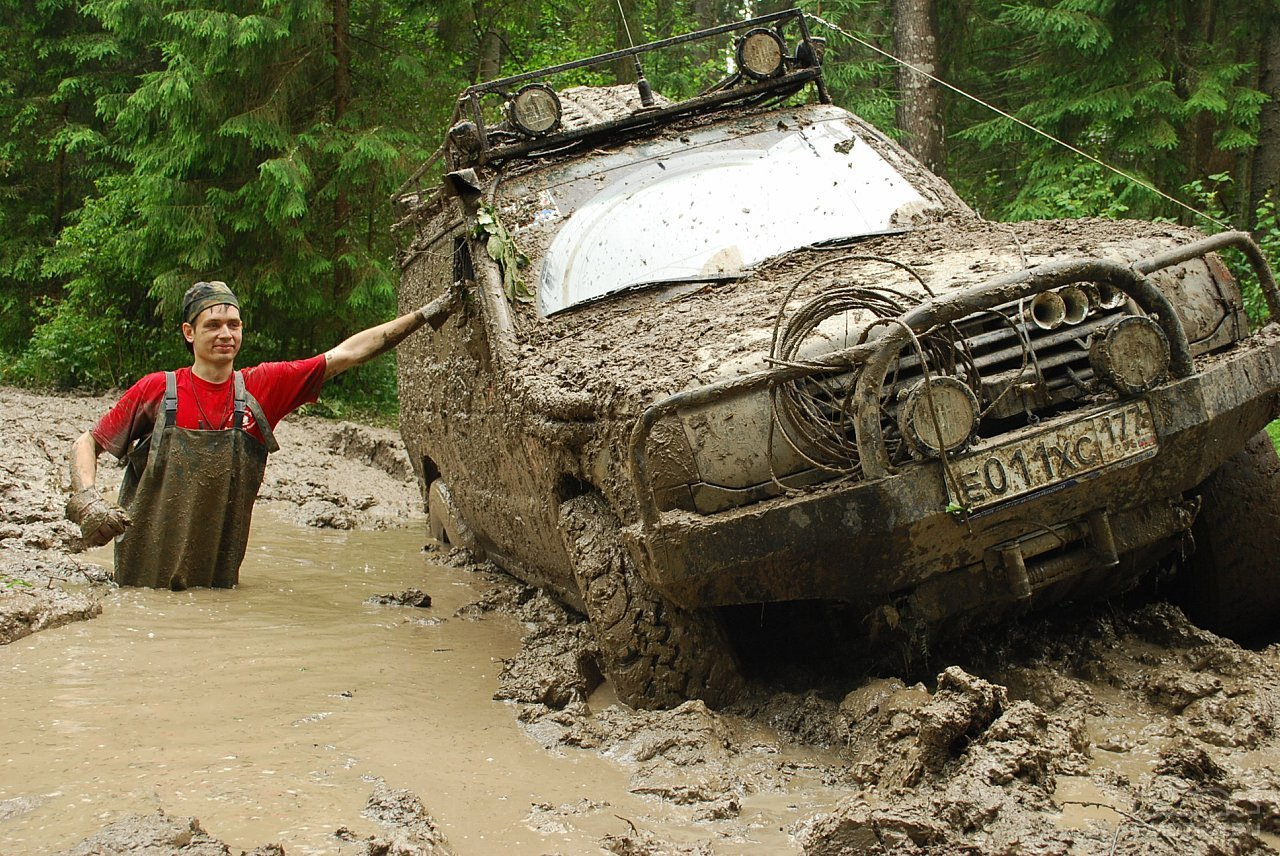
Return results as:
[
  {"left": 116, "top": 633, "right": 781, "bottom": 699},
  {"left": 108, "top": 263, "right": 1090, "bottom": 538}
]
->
[{"left": 448, "top": 8, "right": 828, "bottom": 167}]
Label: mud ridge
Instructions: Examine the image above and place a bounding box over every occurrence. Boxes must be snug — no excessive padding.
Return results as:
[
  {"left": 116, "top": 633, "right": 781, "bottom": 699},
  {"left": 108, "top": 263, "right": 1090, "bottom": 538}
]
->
[{"left": 468, "top": 545, "right": 1280, "bottom": 854}]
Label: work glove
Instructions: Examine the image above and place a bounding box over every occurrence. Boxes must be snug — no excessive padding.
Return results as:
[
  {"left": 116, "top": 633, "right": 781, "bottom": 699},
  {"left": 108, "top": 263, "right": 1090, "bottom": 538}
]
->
[
  {"left": 65, "top": 487, "right": 131, "bottom": 547},
  {"left": 417, "top": 284, "right": 463, "bottom": 331}
]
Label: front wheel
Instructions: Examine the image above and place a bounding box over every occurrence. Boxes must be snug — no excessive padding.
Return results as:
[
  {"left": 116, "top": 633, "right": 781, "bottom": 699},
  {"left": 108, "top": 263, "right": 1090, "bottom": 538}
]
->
[
  {"left": 558, "top": 493, "right": 743, "bottom": 709},
  {"left": 1178, "top": 430, "right": 1280, "bottom": 641}
]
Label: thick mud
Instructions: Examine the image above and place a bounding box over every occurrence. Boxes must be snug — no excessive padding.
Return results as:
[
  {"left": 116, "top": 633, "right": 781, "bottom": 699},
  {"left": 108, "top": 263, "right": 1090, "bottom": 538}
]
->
[{"left": 3, "top": 385, "right": 1279, "bottom": 854}]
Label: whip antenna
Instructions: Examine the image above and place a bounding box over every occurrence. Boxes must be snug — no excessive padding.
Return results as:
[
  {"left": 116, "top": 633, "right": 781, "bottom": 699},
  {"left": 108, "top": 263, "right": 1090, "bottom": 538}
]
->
[{"left": 615, "top": 0, "right": 655, "bottom": 107}]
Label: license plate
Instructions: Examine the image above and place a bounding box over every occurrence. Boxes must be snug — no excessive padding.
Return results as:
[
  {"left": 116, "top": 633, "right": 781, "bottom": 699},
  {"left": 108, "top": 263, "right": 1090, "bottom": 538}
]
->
[{"left": 950, "top": 400, "right": 1157, "bottom": 511}]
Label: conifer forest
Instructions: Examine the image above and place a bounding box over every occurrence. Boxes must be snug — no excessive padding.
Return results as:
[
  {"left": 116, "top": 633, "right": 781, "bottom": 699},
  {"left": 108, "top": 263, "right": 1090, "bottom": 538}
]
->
[{"left": 3, "top": 0, "right": 1278, "bottom": 407}]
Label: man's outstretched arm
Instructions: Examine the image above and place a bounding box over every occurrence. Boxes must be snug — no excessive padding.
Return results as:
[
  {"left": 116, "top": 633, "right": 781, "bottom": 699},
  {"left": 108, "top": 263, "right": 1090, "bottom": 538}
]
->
[{"left": 322, "top": 289, "right": 460, "bottom": 382}]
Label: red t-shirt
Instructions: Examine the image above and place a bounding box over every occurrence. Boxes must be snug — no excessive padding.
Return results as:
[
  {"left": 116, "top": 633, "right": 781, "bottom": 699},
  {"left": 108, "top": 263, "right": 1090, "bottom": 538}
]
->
[{"left": 91, "top": 356, "right": 327, "bottom": 459}]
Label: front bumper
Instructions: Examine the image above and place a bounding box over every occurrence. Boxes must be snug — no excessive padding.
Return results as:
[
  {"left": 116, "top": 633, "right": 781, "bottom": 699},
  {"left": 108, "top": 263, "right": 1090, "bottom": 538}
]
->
[{"left": 630, "top": 328, "right": 1280, "bottom": 609}]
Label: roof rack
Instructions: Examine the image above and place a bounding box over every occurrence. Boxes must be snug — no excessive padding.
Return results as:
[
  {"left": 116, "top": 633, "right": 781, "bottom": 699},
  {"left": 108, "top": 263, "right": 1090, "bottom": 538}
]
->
[{"left": 447, "top": 8, "right": 828, "bottom": 168}]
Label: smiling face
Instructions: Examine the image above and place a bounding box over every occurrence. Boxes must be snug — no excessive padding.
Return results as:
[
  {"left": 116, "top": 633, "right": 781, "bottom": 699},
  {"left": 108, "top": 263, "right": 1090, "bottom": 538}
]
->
[{"left": 183, "top": 303, "right": 243, "bottom": 369}]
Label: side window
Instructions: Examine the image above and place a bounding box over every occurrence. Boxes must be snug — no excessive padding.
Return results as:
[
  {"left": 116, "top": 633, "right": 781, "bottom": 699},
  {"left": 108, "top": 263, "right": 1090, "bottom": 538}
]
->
[{"left": 452, "top": 235, "right": 474, "bottom": 285}]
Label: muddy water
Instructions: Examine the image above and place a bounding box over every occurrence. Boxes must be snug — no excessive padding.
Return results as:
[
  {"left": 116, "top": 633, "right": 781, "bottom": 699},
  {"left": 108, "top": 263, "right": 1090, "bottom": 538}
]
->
[{"left": 0, "top": 513, "right": 817, "bottom": 854}]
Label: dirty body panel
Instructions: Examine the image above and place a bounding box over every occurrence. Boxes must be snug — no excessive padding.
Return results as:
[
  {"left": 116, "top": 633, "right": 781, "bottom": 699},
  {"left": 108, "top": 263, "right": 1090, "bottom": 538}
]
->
[{"left": 394, "top": 9, "right": 1280, "bottom": 705}]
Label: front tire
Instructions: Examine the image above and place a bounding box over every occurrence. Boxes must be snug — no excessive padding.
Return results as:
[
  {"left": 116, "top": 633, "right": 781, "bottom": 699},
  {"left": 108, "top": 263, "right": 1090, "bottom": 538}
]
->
[
  {"left": 558, "top": 493, "right": 743, "bottom": 709},
  {"left": 1178, "top": 429, "right": 1280, "bottom": 641}
]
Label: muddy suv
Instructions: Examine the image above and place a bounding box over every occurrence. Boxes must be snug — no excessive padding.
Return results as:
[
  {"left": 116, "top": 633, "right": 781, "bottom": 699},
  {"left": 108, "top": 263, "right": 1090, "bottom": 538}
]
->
[{"left": 393, "top": 10, "right": 1280, "bottom": 708}]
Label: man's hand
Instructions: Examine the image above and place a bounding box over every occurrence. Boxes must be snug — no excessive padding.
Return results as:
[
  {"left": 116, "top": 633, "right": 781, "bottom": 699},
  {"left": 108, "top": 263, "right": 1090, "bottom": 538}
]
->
[
  {"left": 66, "top": 487, "right": 131, "bottom": 547},
  {"left": 417, "top": 286, "right": 462, "bottom": 331}
]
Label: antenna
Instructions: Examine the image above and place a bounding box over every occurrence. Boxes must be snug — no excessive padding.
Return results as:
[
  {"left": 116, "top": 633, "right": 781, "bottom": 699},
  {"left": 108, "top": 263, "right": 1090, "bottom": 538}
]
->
[{"left": 615, "top": 0, "right": 655, "bottom": 107}]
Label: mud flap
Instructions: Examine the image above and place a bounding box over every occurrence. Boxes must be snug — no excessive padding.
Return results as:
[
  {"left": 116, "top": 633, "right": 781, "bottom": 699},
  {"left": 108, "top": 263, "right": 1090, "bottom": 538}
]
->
[{"left": 427, "top": 479, "right": 479, "bottom": 553}]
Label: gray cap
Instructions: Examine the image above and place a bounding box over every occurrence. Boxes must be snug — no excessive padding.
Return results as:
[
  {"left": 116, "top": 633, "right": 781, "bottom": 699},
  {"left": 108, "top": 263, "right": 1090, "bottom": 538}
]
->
[{"left": 182, "top": 281, "right": 239, "bottom": 326}]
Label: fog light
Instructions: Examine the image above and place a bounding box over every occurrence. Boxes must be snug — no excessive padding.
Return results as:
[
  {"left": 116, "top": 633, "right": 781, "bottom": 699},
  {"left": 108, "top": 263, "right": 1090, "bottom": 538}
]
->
[
  {"left": 1089, "top": 315, "right": 1170, "bottom": 394},
  {"left": 898, "top": 376, "right": 980, "bottom": 458},
  {"left": 736, "top": 29, "right": 786, "bottom": 79},
  {"left": 508, "top": 84, "right": 562, "bottom": 136}
]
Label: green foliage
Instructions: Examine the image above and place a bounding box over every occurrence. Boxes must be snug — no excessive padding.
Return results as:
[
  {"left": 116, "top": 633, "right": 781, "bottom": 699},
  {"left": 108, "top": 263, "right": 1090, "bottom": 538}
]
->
[
  {"left": 473, "top": 206, "right": 532, "bottom": 303},
  {"left": 795, "top": 0, "right": 898, "bottom": 133},
  {"left": 943, "top": 0, "right": 1268, "bottom": 223},
  {"left": 1182, "top": 173, "right": 1280, "bottom": 327},
  {"left": 4, "top": 0, "right": 439, "bottom": 399},
  {"left": 3, "top": 0, "right": 1280, "bottom": 423}
]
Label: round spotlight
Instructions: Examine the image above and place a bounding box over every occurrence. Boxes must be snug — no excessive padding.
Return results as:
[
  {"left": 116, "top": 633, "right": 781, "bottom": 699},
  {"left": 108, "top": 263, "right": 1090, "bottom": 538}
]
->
[
  {"left": 736, "top": 28, "right": 786, "bottom": 80},
  {"left": 898, "top": 376, "right": 981, "bottom": 458},
  {"left": 1089, "top": 315, "right": 1171, "bottom": 395},
  {"left": 507, "top": 84, "right": 562, "bottom": 137}
]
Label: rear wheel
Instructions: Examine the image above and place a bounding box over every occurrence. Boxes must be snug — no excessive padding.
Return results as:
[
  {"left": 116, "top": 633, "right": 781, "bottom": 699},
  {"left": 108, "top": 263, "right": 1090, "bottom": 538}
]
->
[
  {"left": 1179, "top": 430, "right": 1280, "bottom": 641},
  {"left": 558, "top": 493, "right": 743, "bottom": 709}
]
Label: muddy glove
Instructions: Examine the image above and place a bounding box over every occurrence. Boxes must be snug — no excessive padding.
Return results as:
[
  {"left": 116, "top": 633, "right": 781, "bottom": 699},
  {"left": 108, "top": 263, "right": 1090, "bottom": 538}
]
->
[
  {"left": 417, "top": 284, "right": 462, "bottom": 331},
  {"left": 65, "top": 487, "right": 131, "bottom": 547}
]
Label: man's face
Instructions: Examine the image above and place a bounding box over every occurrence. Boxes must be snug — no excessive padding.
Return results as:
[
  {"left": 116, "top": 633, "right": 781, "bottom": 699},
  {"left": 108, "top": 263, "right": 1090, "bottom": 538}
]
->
[{"left": 183, "top": 304, "right": 243, "bottom": 365}]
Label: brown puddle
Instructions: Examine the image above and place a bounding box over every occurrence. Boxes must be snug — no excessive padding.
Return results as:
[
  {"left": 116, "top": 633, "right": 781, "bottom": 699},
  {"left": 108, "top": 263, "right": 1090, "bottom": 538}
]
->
[{"left": 3, "top": 513, "right": 816, "bottom": 854}]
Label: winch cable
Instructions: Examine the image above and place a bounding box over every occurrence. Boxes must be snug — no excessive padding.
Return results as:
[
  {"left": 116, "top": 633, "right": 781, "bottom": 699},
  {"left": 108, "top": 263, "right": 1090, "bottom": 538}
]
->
[{"left": 804, "top": 12, "right": 1231, "bottom": 231}]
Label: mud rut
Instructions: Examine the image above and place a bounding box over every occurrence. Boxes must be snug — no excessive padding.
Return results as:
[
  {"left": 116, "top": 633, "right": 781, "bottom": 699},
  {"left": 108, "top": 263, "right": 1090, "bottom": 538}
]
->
[{"left": 2, "top": 386, "right": 1278, "bottom": 855}]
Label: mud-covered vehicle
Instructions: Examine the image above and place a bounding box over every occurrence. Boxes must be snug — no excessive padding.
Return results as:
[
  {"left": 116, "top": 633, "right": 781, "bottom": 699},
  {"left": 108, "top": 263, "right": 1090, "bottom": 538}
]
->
[{"left": 394, "top": 10, "right": 1280, "bottom": 708}]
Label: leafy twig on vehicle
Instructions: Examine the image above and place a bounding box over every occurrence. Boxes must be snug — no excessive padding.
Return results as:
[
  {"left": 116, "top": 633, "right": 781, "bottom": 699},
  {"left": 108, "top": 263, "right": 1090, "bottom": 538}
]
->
[{"left": 472, "top": 206, "right": 532, "bottom": 303}]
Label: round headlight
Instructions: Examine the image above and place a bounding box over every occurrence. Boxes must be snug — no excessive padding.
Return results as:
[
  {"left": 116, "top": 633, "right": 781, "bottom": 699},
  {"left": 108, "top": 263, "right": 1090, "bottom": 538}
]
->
[
  {"left": 508, "top": 84, "right": 562, "bottom": 137},
  {"left": 736, "top": 29, "right": 786, "bottom": 80},
  {"left": 1089, "top": 315, "right": 1170, "bottom": 394},
  {"left": 898, "top": 376, "right": 980, "bottom": 458}
]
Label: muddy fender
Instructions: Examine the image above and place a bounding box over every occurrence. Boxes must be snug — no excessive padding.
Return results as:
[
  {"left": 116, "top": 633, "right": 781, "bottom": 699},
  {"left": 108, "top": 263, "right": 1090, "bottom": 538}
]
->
[
  {"left": 558, "top": 493, "right": 743, "bottom": 709},
  {"left": 1178, "top": 430, "right": 1280, "bottom": 641}
]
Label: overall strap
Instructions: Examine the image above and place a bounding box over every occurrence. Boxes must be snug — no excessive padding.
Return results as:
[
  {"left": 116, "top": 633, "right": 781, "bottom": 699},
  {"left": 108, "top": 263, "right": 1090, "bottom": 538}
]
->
[
  {"left": 232, "top": 370, "right": 247, "bottom": 429},
  {"left": 145, "top": 371, "right": 180, "bottom": 472},
  {"left": 235, "top": 371, "right": 280, "bottom": 454},
  {"left": 162, "top": 371, "right": 179, "bottom": 428}
]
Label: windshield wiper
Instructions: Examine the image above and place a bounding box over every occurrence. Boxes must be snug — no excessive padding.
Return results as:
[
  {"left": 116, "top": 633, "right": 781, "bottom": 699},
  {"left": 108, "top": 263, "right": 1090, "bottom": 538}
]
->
[
  {"left": 548, "top": 273, "right": 745, "bottom": 315},
  {"left": 809, "top": 227, "right": 911, "bottom": 249}
]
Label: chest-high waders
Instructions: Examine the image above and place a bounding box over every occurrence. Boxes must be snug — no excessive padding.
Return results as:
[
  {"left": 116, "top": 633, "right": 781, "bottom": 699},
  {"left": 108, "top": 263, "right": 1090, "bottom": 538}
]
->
[{"left": 114, "top": 371, "right": 279, "bottom": 590}]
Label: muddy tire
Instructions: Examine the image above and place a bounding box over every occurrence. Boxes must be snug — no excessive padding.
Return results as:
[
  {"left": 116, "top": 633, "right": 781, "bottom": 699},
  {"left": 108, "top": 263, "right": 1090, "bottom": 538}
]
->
[
  {"left": 1179, "top": 430, "right": 1280, "bottom": 641},
  {"left": 427, "top": 479, "right": 478, "bottom": 553},
  {"left": 558, "top": 494, "right": 743, "bottom": 709}
]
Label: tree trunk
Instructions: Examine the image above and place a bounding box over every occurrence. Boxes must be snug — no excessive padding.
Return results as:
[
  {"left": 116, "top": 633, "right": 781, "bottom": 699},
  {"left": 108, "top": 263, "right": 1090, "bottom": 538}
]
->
[
  {"left": 333, "top": 0, "right": 352, "bottom": 300},
  {"left": 613, "top": 0, "right": 642, "bottom": 84},
  {"left": 476, "top": 28, "right": 502, "bottom": 82},
  {"left": 1250, "top": 12, "right": 1280, "bottom": 224},
  {"left": 893, "top": 0, "right": 945, "bottom": 176}
]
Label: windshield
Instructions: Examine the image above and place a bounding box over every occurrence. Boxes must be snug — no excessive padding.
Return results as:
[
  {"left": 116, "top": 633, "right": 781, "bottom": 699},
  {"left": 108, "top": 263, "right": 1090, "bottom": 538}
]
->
[{"left": 530, "top": 117, "right": 928, "bottom": 315}]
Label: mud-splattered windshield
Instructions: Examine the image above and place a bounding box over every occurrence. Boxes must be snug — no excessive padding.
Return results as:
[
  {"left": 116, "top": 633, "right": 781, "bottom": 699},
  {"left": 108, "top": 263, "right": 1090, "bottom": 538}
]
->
[{"left": 526, "top": 115, "right": 929, "bottom": 315}]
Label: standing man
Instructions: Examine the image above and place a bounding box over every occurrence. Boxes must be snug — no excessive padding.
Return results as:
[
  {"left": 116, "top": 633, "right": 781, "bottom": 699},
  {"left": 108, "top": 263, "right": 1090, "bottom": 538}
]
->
[{"left": 65, "top": 280, "right": 455, "bottom": 590}]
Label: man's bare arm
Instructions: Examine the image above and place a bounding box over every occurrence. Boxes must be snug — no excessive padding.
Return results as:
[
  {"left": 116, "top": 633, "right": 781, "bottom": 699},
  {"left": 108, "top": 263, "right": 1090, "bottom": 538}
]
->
[
  {"left": 322, "top": 289, "right": 460, "bottom": 382},
  {"left": 66, "top": 431, "right": 131, "bottom": 546},
  {"left": 70, "top": 431, "right": 103, "bottom": 491}
]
